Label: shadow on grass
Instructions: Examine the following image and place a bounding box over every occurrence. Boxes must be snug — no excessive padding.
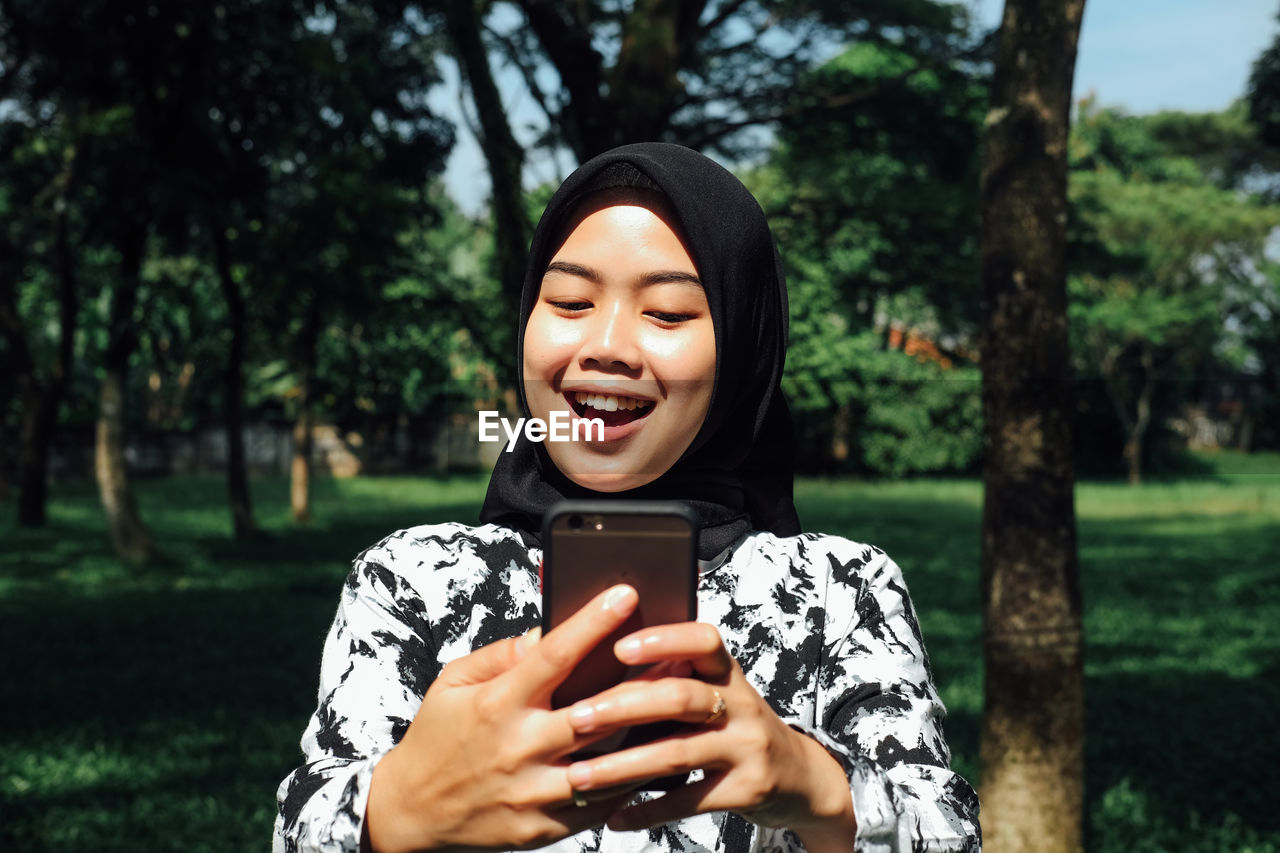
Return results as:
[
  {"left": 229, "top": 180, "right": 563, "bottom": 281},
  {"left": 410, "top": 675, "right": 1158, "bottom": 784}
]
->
[
  {"left": 1085, "top": 656, "right": 1280, "bottom": 831},
  {"left": 1079, "top": 505, "right": 1279, "bottom": 850},
  {"left": 0, "top": 583, "right": 336, "bottom": 851},
  {"left": 0, "top": 477, "right": 493, "bottom": 851},
  {"left": 1081, "top": 660, "right": 1280, "bottom": 853},
  {"left": 187, "top": 500, "right": 489, "bottom": 581}
]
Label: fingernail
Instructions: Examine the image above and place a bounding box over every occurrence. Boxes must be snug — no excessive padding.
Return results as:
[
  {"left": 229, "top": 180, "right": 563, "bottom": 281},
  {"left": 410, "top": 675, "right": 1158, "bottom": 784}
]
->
[
  {"left": 516, "top": 628, "right": 541, "bottom": 659},
  {"left": 602, "top": 585, "right": 634, "bottom": 611},
  {"left": 567, "top": 762, "right": 594, "bottom": 790},
  {"left": 615, "top": 637, "right": 642, "bottom": 661},
  {"left": 568, "top": 703, "right": 595, "bottom": 731}
]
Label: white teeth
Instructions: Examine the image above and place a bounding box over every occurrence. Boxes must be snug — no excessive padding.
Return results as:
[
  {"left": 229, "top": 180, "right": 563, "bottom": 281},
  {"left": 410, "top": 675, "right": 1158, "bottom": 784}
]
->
[{"left": 572, "top": 392, "right": 652, "bottom": 412}]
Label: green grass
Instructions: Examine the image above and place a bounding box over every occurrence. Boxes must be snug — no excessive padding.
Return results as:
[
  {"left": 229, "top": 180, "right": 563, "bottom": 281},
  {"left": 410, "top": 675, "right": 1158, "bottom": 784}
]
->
[{"left": 1, "top": 459, "right": 1277, "bottom": 851}]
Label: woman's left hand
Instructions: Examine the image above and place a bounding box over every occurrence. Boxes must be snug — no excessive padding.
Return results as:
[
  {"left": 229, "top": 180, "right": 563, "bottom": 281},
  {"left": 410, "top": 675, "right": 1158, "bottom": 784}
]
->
[{"left": 562, "top": 623, "right": 856, "bottom": 851}]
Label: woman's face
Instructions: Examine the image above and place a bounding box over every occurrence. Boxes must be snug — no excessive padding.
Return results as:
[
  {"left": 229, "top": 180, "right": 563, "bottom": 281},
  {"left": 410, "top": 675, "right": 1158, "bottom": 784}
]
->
[{"left": 523, "top": 201, "right": 716, "bottom": 492}]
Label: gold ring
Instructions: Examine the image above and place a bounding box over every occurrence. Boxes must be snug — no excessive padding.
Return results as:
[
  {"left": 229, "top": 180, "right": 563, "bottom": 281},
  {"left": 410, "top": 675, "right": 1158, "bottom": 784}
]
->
[
  {"left": 704, "top": 689, "right": 726, "bottom": 725},
  {"left": 571, "top": 789, "right": 588, "bottom": 808}
]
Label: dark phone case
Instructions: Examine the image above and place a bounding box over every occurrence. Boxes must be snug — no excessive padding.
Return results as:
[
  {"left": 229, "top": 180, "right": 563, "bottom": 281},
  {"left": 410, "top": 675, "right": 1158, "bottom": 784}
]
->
[{"left": 541, "top": 500, "right": 698, "bottom": 790}]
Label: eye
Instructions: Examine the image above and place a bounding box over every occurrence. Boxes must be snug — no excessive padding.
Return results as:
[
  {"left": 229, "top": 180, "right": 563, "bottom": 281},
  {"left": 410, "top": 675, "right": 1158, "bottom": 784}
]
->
[
  {"left": 646, "top": 310, "right": 696, "bottom": 324},
  {"left": 549, "top": 300, "right": 592, "bottom": 312}
]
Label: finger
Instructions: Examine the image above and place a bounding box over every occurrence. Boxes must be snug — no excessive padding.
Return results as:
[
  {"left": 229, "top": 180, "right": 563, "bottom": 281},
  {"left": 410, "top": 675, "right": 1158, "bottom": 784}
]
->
[
  {"left": 514, "top": 584, "right": 638, "bottom": 703},
  {"left": 613, "top": 622, "right": 735, "bottom": 681},
  {"left": 606, "top": 774, "right": 726, "bottom": 832},
  {"left": 539, "top": 771, "right": 640, "bottom": 835},
  {"left": 564, "top": 780, "right": 645, "bottom": 806},
  {"left": 567, "top": 678, "right": 726, "bottom": 734},
  {"left": 565, "top": 728, "right": 723, "bottom": 794},
  {"left": 491, "top": 788, "right": 628, "bottom": 848},
  {"left": 629, "top": 659, "right": 695, "bottom": 681},
  {"left": 564, "top": 659, "right": 693, "bottom": 713},
  {"left": 550, "top": 790, "right": 637, "bottom": 836},
  {"left": 436, "top": 629, "right": 540, "bottom": 688}
]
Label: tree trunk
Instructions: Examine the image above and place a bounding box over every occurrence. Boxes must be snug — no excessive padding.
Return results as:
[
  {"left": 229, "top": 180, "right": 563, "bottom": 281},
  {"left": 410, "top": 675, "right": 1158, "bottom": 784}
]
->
[
  {"left": 291, "top": 296, "right": 320, "bottom": 524},
  {"left": 518, "top": 0, "right": 612, "bottom": 159},
  {"left": 0, "top": 416, "right": 8, "bottom": 501},
  {"left": 212, "top": 225, "right": 257, "bottom": 537},
  {"left": 978, "top": 0, "right": 1086, "bottom": 851},
  {"left": 95, "top": 230, "right": 154, "bottom": 563},
  {"left": 1, "top": 138, "right": 81, "bottom": 526},
  {"left": 1123, "top": 346, "right": 1154, "bottom": 486},
  {"left": 518, "top": 0, "right": 705, "bottom": 158},
  {"left": 96, "top": 363, "right": 153, "bottom": 562},
  {"left": 15, "top": 387, "right": 57, "bottom": 524},
  {"left": 444, "top": 0, "right": 530, "bottom": 379},
  {"left": 608, "top": 0, "right": 701, "bottom": 143}
]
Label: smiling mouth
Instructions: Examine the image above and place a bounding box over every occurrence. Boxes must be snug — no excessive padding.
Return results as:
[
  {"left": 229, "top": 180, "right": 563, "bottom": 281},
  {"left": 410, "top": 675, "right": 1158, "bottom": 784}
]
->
[{"left": 567, "top": 391, "right": 654, "bottom": 428}]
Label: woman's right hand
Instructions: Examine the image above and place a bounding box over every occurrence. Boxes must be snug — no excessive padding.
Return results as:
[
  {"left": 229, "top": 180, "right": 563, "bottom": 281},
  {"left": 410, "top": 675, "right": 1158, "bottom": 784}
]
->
[{"left": 362, "top": 584, "right": 642, "bottom": 853}]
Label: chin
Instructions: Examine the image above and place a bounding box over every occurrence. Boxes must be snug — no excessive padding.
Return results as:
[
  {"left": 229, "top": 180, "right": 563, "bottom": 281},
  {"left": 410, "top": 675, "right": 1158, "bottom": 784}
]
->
[
  {"left": 546, "top": 444, "right": 686, "bottom": 494},
  {"left": 550, "top": 455, "right": 662, "bottom": 493},
  {"left": 563, "top": 471, "right": 653, "bottom": 493}
]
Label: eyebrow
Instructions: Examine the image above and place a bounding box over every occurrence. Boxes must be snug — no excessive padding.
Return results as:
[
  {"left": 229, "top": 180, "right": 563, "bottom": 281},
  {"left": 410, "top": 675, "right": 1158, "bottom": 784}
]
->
[{"left": 544, "top": 260, "right": 702, "bottom": 288}]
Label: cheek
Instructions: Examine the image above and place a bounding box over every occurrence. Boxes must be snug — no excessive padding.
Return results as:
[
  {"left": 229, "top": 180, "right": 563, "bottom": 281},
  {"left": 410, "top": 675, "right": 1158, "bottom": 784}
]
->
[
  {"left": 523, "top": 314, "right": 580, "bottom": 373},
  {"left": 643, "top": 322, "right": 717, "bottom": 373}
]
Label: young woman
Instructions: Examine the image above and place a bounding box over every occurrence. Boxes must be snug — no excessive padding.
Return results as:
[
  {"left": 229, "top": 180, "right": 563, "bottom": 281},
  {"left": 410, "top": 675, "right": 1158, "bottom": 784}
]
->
[{"left": 274, "top": 143, "right": 980, "bottom": 853}]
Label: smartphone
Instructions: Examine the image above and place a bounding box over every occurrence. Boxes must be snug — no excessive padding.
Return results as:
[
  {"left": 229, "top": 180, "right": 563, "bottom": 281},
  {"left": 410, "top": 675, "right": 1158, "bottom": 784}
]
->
[{"left": 541, "top": 500, "right": 698, "bottom": 778}]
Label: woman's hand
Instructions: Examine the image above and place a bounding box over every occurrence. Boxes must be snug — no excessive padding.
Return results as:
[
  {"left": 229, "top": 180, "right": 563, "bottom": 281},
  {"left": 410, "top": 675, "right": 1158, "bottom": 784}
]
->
[
  {"left": 363, "top": 585, "right": 643, "bottom": 853},
  {"left": 561, "top": 623, "right": 858, "bottom": 853}
]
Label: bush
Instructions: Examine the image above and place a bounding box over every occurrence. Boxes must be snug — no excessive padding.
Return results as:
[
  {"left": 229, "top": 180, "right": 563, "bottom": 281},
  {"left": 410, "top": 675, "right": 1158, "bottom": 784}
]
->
[{"left": 787, "top": 330, "right": 982, "bottom": 476}]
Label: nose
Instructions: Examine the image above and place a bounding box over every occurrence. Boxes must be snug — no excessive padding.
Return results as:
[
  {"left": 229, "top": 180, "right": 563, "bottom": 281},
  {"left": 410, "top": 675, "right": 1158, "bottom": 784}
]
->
[{"left": 580, "top": 298, "right": 642, "bottom": 371}]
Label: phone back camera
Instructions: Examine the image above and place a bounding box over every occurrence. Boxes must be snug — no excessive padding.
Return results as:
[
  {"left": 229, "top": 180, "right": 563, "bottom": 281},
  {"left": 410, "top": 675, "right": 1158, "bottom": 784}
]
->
[{"left": 568, "top": 515, "right": 583, "bottom": 530}]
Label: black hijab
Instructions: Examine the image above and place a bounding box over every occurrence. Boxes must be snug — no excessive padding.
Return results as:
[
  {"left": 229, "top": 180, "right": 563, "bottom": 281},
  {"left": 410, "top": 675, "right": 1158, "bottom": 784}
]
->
[{"left": 479, "top": 143, "right": 800, "bottom": 560}]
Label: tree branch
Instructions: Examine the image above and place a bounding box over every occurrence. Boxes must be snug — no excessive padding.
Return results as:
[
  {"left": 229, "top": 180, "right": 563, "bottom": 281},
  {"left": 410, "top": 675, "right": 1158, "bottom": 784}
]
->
[
  {"left": 516, "top": 0, "right": 609, "bottom": 158},
  {"left": 697, "top": 0, "right": 753, "bottom": 42},
  {"left": 483, "top": 20, "right": 559, "bottom": 133},
  {"left": 681, "top": 30, "right": 995, "bottom": 151},
  {"left": 0, "top": 0, "right": 31, "bottom": 101}
]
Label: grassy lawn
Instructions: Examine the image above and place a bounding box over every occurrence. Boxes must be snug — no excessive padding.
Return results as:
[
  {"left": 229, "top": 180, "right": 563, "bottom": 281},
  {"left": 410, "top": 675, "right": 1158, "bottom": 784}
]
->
[{"left": 1, "top": 455, "right": 1277, "bottom": 851}]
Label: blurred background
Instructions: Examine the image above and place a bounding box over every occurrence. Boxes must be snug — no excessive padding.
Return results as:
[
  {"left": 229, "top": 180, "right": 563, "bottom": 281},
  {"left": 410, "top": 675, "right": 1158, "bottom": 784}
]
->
[{"left": 2, "top": 1, "right": 1277, "bottom": 851}]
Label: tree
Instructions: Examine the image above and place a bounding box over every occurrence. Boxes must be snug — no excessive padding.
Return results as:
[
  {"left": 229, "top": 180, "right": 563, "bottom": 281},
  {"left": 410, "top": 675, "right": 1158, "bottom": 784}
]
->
[
  {"left": 1067, "top": 105, "right": 1280, "bottom": 482},
  {"left": 1249, "top": 14, "right": 1280, "bottom": 153},
  {"left": 978, "top": 0, "right": 1085, "bottom": 850},
  {"left": 1, "top": 2, "right": 152, "bottom": 552},
  {"left": 0, "top": 0, "right": 87, "bottom": 527},
  {"left": 747, "top": 39, "right": 988, "bottom": 473},
  {"left": 1243, "top": 26, "right": 1280, "bottom": 449},
  {"left": 59, "top": 1, "right": 194, "bottom": 562},
  {"left": 2, "top": 0, "right": 455, "bottom": 543},
  {"left": 434, "top": 0, "right": 986, "bottom": 359},
  {"left": 151, "top": 0, "right": 451, "bottom": 527},
  {"left": 762, "top": 40, "right": 987, "bottom": 331},
  {"left": 0, "top": 102, "right": 83, "bottom": 527},
  {"left": 442, "top": 1, "right": 530, "bottom": 374},
  {"left": 94, "top": 227, "right": 155, "bottom": 562},
  {"left": 252, "top": 0, "right": 453, "bottom": 522}
]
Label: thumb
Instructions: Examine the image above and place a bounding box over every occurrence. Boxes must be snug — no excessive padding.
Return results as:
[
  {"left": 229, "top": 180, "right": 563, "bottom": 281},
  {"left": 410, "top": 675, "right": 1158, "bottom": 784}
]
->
[{"left": 436, "top": 628, "right": 542, "bottom": 688}]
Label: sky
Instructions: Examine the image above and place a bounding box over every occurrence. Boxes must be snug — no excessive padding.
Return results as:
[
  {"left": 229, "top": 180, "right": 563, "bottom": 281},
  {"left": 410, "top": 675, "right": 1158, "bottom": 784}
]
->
[
  {"left": 977, "top": 0, "right": 1277, "bottom": 113},
  {"left": 439, "top": 0, "right": 1280, "bottom": 215}
]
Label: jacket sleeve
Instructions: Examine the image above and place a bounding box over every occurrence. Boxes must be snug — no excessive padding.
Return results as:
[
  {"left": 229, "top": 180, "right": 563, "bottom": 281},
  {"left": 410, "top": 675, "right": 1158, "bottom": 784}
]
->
[
  {"left": 273, "top": 538, "right": 438, "bottom": 853},
  {"left": 789, "top": 536, "right": 981, "bottom": 853}
]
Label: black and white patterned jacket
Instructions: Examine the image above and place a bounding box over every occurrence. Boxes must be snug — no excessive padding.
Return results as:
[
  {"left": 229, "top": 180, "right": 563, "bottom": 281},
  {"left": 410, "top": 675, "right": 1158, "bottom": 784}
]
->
[{"left": 274, "top": 523, "right": 980, "bottom": 853}]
